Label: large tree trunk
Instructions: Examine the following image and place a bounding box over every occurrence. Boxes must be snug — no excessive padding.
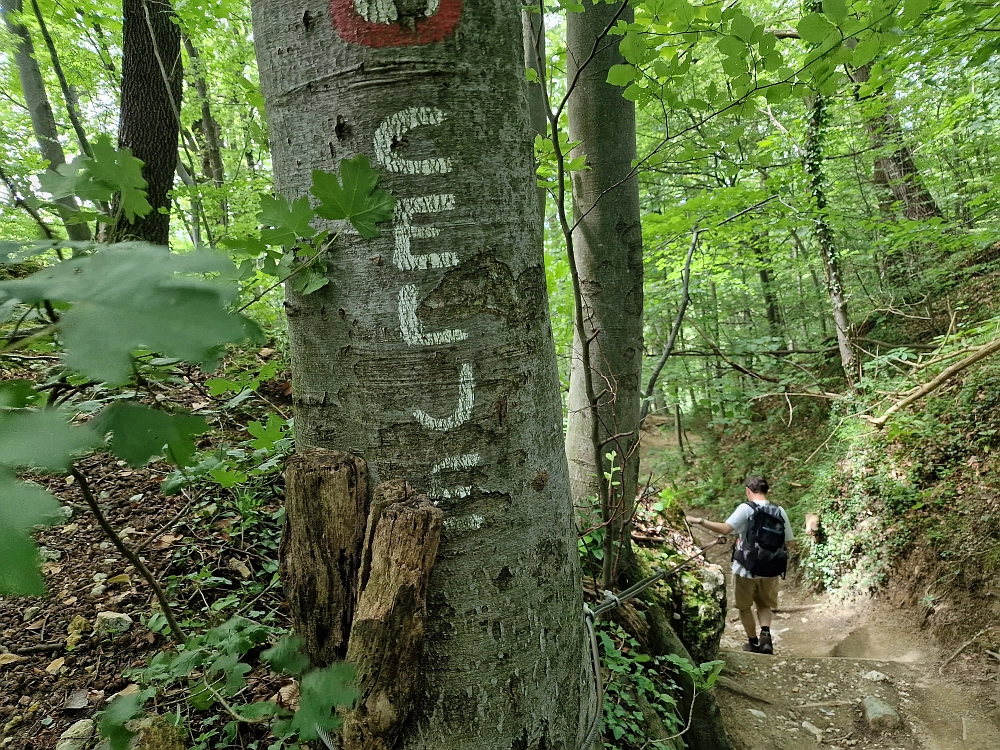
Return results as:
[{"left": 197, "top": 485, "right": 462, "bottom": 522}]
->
[
  {"left": 251, "top": 1, "right": 586, "bottom": 748},
  {"left": 565, "top": 0, "right": 644, "bottom": 585},
  {"left": 804, "top": 92, "right": 855, "bottom": 380},
  {"left": 1, "top": 0, "right": 90, "bottom": 242},
  {"left": 109, "top": 0, "right": 182, "bottom": 245},
  {"left": 850, "top": 64, "right": 941, "bottom": 223}
]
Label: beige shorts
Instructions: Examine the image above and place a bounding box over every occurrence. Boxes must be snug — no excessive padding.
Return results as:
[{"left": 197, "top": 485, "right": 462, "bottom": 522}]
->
[{"left": 733, "top": 574, "right": 780, "bottom": 611}]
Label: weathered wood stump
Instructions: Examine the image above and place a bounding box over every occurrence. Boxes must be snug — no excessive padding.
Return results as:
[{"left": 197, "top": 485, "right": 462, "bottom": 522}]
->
[
  {"left": 280, "top": 453, "right": 442, "bottom": 749},
  {"left": 280, "top": 450, "right": 369, "bottom": 665}
]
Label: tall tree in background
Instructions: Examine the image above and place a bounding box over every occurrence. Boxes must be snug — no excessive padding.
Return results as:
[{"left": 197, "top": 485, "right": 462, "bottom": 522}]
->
[
  {"left": 565, "top": 0, "right": 644, "bottom": 582},
  {"left": 805, "top": 90, "right": 855, "bottom": 379},
  {"left": 1, "top": 0, "right": 90, "bottom": 241},
  {"left": 251, "top": 0, "right": 585, "bottom": 747},
  {"left": 522, "top": 8, "right": 547, "bottom": 225},
  {"left": 109, "top": 0, "right": 182, "bottom": 245}
]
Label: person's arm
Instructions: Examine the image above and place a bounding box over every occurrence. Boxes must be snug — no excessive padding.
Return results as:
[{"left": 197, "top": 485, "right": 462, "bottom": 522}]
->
[{"left": 685, "top": 515, "right": 733, "bottom": 535}]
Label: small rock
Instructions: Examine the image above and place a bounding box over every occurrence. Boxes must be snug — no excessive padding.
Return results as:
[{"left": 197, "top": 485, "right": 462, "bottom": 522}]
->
[
  {"left": 93, "top": 573, "right": 109, "bottom": 583},
  {"left": 801, "top": 720, "right": 824, "bottom": 740},
  {"left": 65, "top": 690, "right": 90, "bottom": 710},
  {"left": 861, "top": 695, "right": 901, "bottom": 731},
  {"left": 90, "top": 584, "right": 107, "bottom": 597},
  {"left": 94, "top": 611, "right": 133, "bottom": 638},
  {"left": 55, "top": 719, "right": 95, "bottom": 750},
  {"left": 66, "top": 615, "right": 93, "bottom": 650},
  {"left": 747, "top": 709, "right": 767, "bottom": 719},
  {"left": 861, "top": 670, "right": 889, "bottom": 682},
  {"left": 127, "top": 715, "right": 186, "bottom": 750},
  {"left": 22, "top": 605, "right": 41, "bottom": 621},
  {"left": 38, "top": 546, "right": 62, "bottom": 562}
]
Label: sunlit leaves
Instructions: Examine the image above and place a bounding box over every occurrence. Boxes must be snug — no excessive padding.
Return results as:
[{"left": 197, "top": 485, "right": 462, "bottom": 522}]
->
[
  {"left": 92, "top": 402, "right": 208, "bottom": 468},
  {"left": 0, "top": 245, "right": 259, "bottom": 384},
  {"left": 797, "top": 13, "right": 838, "bottom": 44},
  {"left": 311, "top": 155, "right": 395, "bottom": 239},
  {"left": 38, "top": 135, "right": 152, "bottom": 222}
]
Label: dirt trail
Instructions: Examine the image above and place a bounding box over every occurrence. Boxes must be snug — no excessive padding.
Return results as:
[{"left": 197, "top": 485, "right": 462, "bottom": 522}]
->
[{"left": 687, "top": 523, "right": 1000, "bottom": 750}]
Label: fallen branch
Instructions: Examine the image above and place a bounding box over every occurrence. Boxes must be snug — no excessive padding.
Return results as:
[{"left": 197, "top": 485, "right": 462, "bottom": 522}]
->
[
  {"left": 864, "top": 338, "right": 1000, "bottom": 429},
  {"left": 939, "top": 626, "right": 995, "bottom": 675},
  {"left": 714, "top": 676, "right": 772, "bottom": 704},
  {"left": 14, "top": 642, "right": 64, "bottom": 655},
  {"left": 795, "top": 700, "right": 853, "bottom": 708}
]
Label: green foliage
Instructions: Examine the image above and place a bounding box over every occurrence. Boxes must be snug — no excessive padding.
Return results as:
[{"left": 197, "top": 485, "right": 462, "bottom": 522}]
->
[
  {"left": 93, "top": 401, "right": 209, "bottom": 467},
  {"left": 0, "top": 471, "right": 62, "bottom": 595},
  {"left": 310, "top": 155, "right": 396, "bottom": 239},
  {"left": 598, "top": 622, "right": 723, "bottom": 747},
  {"left": 0, "top": 245, "right": 259, "bottom": 384},
  {"left": 38, "top": 134, "right": 152, "bottom": 222}
]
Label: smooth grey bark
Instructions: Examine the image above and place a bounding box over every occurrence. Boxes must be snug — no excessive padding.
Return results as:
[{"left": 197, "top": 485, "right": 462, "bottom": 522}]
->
[
  {"left": 1, "top": 0, "right": 90, "bottom": 241},
  {"left": 522, "top": 8, "right": 546, "bottom": 224},
  {"left": 251, "top": 1, "right": 586, "bottom": 748},
  {"left": 565, "top": 0, "right": 643, "bottom": 583},
  {"left": 805, "top": 93, "right": 854, "bottom": 380}
]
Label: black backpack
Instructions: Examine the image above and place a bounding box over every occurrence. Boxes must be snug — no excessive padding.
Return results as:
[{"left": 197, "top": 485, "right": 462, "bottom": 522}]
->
[{"left": 733, "top": 501, "right": 788, "bottom": 578}]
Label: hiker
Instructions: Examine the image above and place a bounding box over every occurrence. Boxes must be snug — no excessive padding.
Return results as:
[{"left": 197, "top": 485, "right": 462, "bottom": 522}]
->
[{"left": 686, "top": 475, "right": 794, "bottom": 654}]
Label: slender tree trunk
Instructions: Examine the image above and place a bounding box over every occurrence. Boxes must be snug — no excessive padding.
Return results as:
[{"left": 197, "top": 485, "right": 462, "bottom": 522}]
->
[
  {"left": 29, "top": 0, "right": 91, "bottom": 157},
  {"left": 1, "top": 0, "right": 90, "bottom": 242},
  {"left": 109, "top": 0, "right": 182, "bottom": 245},
  {"left": 251, "top": 1, "right": 585, "bottom": 747},
  {"left": 751, "top": 232, "right": 782, "bottom": 342},
  {"left": 522, "top": 9, "right": 546, "bottom": 226},
  {"left": 804, "top": 93, "right": 855, "bottom": 380},
  {"left": 565, "top": 0, "right": 644, "bottom": 584}
]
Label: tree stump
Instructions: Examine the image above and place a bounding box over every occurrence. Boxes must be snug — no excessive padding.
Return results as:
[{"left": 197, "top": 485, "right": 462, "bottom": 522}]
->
[
  {"left": 342, "top": 480, "right": 443, "bottom": 750},
  {"left": 280, "top": 450, "right": 369, "bottom": 666}
]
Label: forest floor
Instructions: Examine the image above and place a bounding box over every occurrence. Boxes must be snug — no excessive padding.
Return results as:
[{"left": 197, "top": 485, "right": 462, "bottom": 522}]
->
[{"left": 688, "top": 522, "right": 1000, "bottom": 750}]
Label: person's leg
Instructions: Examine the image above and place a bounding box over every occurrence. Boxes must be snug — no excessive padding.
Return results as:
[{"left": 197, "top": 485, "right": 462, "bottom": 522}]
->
[
  {"left": 754, "top": 578, "right": 780, "bottom": 654},
  {"left": 733, "top": 575, "right": 759, "bottom": 649}
]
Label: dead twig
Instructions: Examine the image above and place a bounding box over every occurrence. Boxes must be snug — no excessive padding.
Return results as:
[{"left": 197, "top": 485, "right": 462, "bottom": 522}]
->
[
  {"left": 939, "top": 626, "right": 996, "bottom": 675},
  {"left": 714, "top": 676, "right": 772, "bottom": 704}
]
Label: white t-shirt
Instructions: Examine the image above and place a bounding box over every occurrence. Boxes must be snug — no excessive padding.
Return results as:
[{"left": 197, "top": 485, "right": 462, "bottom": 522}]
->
[{"left": 726, "top": 499, "right": 794, "bottom": 579}]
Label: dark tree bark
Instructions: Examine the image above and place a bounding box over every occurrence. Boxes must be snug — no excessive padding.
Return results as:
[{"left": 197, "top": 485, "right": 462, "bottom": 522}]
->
[
  {"left": 251, "top": 1, "right": 586, "bottom": 747},
  {"left": 751, "top": 233, "right": 783, "bottom": 342},
  {"left": 109, "top": 0, "right": 182, "bottom": 245},
  {"left": 1, "top": 0, "right": 90, "bottom": 241},
  {"left": 565, "top": 0, "right": 644, "bottom": 586}
]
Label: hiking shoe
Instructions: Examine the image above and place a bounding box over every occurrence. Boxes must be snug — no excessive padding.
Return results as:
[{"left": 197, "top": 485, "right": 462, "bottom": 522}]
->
[
  {"left": 743, "top": 640, "right": 761, "bottom": 653},
  {"left": 758, "top": 631, "right": 774, "bottom": 655}
]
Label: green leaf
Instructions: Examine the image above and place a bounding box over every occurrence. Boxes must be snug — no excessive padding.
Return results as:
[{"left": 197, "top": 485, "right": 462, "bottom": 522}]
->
[
  {"left": 607, "top": 64, "right": 636, "bottom": 86},
  {"left": 290, "top": 663, "right": 358, "bottom": 740},
  {"left": 93, "top": 402, "right": 208, "bottom": 468},
  {"left": 87, "top": 136, "right": 152, "bottom": 222},
  {"left": 797, "top": 12, "right": 836, "bottom": 43},
  {"left": 247, "top": 414, "right": 285, "bottom": 451},
  {"left": 0, "top": 379, "right": 40, "bottom": 408},
  {"left": 0, "top": 471, "right": 62, "bottom": 595},
  {"left": 525, "top": 68, "right": 538, "bottom": 83},
  {"left": 311, "top": 156, "right": 395, "bottom": 239},
  {"left": 98, "top": 689, "right": 153, "bottom": 750},
  {"left": 823, "top": 0, "right": 848, "bottom": 22},
  {"left": 620, "top": 32, "right": 646, "bottom": 64},
  {"left": 716, "top": 34, "right": 747, "bottom": 58},
  {"left": 730, "top": 13, "right": 754, "bottom": 41},
  {"left": 0, "top": 409, "right": 96, "bottom": 472},
  {"left": 901, "top": 0, "right": 930, "bottom": 24},
  {"left": 258, "top": 195, "right": 316, "bottom": 247},
  {"left": 852, "top": 33, "right": 881, "bottom": 67},
  {"left": 262, "top": 635, "right": 312, "bottom": 677},
  {"left": 0, "top": 245, "right": 259, "bottom": 384}
]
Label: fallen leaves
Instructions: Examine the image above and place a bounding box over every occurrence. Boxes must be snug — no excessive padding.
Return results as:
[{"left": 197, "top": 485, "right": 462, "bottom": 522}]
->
[
  {"left": 0, "top": 653, "right": 25, "bottom": 666},
  {"left": 45, "top": 657, "right": 65, "bottom": 674}
]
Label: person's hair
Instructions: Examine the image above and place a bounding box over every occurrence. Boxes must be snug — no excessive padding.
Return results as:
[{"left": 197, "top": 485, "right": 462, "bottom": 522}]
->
[{"left": 745, "top": 475, "right": 769, "bottom": 495}]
